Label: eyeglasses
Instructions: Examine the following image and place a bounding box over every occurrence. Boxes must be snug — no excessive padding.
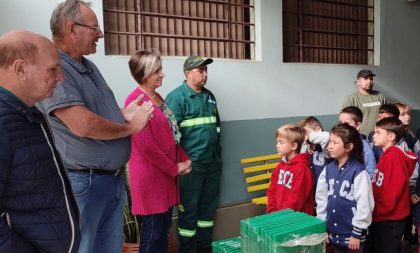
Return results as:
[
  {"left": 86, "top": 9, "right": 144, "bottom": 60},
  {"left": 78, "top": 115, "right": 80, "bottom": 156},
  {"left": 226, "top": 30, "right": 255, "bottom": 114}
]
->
[{"left": 73, "top": 22, "right": 102, "bottom": 33}]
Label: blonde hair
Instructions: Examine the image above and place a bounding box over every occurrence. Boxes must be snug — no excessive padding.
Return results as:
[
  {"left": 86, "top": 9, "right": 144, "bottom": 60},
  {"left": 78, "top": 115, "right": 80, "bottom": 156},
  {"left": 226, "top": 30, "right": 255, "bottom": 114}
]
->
[
  {"left": 128, "top": 49, "right": 162, "bottom": 84},
  {"left": 394, "top": 102, "right": 411, "bottom": 115},
  {"left": 275, "top": 124, "right": 305, "bottom": 151}
]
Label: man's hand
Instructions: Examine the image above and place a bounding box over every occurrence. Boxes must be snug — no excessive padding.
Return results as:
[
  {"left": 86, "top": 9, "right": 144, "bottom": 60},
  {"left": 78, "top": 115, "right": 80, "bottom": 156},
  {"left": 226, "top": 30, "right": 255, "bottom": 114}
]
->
[
  {"left": 127, "top": 99, "right": 154, "bottom": 133},
  {"left": 122, "top": 94, "right": 145, "bottom": 121}
]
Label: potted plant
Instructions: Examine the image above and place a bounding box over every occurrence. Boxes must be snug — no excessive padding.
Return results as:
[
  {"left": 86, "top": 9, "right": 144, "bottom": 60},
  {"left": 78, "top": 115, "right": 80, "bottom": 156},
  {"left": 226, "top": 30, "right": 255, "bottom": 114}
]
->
[
  {"left": 123, "top": 169, "right": 141, "bottom": 253},
  {"left": 123, "top": 205, "right": 141, "bottom": 252}
]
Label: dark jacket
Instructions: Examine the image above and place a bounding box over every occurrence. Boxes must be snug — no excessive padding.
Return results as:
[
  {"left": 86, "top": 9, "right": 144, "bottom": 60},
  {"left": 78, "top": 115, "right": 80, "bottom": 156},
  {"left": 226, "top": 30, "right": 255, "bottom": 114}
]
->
[{"left": 0, "top": 88, "right": 80, "bottom": 253}]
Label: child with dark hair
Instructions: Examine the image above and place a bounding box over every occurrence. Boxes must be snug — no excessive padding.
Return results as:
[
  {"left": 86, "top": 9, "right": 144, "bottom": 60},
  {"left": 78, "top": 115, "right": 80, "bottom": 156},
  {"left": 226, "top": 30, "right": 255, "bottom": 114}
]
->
[
  {"left": 267, "top": 124, "right": 314, "bottom": 215},
  {"left": 377, "top": 103, "right": 400, "bottom": 120},
  {"left": 369, "top": 117, "right": 418, "bottom": 253},
  {"left": 316, "top": 123, "right": 374, "bottom": 253},
  {"left": 367, "top": 103, "right": 400, "bottom": 143},
  {"left": 339, "top": 106, "right": 377, "bottom": 178},
  {"left": 367, "top": 103, "right": 410, "bottom": 162}
]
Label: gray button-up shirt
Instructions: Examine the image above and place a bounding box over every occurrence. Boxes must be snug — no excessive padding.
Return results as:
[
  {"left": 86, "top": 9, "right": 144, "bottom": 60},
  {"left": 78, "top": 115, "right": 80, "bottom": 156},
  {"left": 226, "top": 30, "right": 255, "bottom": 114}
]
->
[{"left": 38, "top": 51, "right": 130, "bottom": 171}]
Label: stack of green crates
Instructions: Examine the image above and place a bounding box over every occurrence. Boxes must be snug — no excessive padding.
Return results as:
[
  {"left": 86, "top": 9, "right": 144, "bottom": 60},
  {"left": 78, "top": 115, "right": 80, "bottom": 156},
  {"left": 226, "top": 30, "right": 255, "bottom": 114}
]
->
[
  {"left": 212, "top": 236, "right": 241, "bottom": 253},
  {"left": 240, "top": 209, "right": 326, "bottom": 253}
]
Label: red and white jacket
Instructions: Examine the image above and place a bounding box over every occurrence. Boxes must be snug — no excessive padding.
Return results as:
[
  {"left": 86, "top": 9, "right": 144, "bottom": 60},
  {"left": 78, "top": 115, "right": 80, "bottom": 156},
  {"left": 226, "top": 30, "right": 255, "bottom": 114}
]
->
[
  {"left": 372, "top": 145, "right": 418, "bottom": 222},
  {"left": 267, "top": 153, "right": 314, "bottom": 215}
]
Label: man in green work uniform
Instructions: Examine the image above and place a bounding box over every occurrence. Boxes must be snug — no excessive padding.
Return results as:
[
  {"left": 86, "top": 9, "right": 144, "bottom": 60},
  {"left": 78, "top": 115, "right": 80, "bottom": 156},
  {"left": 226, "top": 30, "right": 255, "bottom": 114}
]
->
[{"left": 166, "top": 56, "right": 222, "bottom": 253}]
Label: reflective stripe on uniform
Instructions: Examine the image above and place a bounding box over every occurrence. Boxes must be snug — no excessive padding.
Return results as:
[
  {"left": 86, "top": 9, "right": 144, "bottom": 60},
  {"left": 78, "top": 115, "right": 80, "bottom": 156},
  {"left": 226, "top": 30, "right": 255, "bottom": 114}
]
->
[
  {"left": 216, "top": 127, "right": 220, "bottom": 133},
  {"left": 178, "top": 228, "right": 196, "bottom": 237},
  {"left": 180, "top": 116, "right": 216, "bottom": 128},
  {"left": 197, "top": 220, "right": 214, "bottom": 228}
]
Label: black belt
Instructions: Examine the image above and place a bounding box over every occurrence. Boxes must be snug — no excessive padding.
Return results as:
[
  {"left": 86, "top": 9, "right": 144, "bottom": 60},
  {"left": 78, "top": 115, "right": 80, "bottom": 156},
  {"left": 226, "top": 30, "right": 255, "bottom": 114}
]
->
[{"left": 67, "top": 168, "right": 122, "bottom": 176}]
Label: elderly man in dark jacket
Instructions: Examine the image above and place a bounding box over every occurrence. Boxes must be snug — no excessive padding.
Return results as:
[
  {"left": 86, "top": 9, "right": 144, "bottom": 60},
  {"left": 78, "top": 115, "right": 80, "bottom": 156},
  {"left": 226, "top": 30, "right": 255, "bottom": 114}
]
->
[{"left": 0, "top": 30, "right": 80, "bottom": 253}]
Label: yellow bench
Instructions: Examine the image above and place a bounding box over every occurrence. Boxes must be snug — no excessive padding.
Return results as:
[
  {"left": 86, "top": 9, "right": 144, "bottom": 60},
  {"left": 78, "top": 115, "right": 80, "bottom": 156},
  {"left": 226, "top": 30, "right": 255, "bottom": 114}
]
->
[{"left": 241, "top": 154, "right": 281, "bottom": 205}]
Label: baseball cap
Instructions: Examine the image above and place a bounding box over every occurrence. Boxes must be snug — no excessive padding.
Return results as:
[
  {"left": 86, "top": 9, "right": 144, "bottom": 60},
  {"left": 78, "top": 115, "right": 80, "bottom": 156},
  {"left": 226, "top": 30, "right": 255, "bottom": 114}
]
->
[
  {"left": 357, "top": 69, "right": 376, "bottom": 79},
  {"left": 183, "top": 56, "right": 213, "bottom": 71}
]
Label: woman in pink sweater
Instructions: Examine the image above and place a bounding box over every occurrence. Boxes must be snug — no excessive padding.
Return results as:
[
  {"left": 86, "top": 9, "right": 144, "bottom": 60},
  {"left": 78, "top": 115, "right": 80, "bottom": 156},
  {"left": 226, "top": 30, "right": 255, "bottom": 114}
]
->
[{"left": 125, "top": 49, "right": 191, "bottom": 253}]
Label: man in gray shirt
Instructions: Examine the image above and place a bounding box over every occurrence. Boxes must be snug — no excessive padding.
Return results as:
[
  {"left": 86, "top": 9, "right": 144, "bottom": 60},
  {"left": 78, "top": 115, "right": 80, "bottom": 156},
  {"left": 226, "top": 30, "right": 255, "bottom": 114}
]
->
[
  {"left": 38, "top": 1, "right": 153, "bottom": 253},
  {"left": 342, "top": 69, "right": 386, "bottom": 137}
]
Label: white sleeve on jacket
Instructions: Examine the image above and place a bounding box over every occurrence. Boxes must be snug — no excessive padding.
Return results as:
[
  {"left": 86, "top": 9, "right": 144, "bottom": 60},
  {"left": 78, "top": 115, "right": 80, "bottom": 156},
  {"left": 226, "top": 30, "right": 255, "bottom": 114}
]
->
[
  {"left": 410, "top": 163, "right": 419, "bottom": 189},
  {"left": 309, "top": 131, "right": 330, "bottom": 158},
  {"left": 352, "top": 170, "right": 374, "bottom": 229},
  {"left": 316, "top": 167, "right": 328, "bottom": 221},
  {"left": 414, "top": 140, "right": 420, "bottom": 153}
]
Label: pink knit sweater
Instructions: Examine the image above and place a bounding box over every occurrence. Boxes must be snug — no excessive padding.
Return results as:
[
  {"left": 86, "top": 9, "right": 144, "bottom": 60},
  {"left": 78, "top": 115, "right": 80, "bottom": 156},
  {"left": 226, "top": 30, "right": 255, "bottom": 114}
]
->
[{"left": 124, "top": 88, "right": 189, "bottom": 215}]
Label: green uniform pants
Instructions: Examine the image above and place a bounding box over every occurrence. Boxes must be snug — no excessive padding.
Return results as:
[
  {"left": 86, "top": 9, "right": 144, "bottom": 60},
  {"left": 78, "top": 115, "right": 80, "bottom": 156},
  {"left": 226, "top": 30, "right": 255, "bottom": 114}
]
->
[{"left": 178, "top": 162, "right": 222, "bottom": 253}]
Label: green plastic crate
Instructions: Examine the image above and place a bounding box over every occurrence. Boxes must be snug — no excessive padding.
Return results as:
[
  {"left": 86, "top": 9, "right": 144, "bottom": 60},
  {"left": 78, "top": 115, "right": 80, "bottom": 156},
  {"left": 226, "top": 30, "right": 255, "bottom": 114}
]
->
[{"left": 240, "top": 209, "right": 326, "bottom": 253}]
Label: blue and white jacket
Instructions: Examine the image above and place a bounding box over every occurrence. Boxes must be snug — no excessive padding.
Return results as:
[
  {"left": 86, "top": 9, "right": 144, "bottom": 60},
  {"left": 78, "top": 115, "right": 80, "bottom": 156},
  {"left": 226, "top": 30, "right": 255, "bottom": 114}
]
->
[
  {"left": 306, "top": 131, "right": 376, "bottom": 178},
  {"left": 305, "top": 131, "right": 333, "bottom": 188},
  {"left": 316, "top": 158, "right": 374, "bottom": 247},
  {"left": 311, "top": 145, "right": 333, "bottom": 189}
]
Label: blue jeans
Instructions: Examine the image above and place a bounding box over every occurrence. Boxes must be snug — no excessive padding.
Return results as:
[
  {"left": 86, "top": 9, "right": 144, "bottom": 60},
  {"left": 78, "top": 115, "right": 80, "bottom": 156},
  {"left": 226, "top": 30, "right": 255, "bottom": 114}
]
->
[
  {"left": 140, "top": 207, "right": 173, "bottom": 253},
  {"left": 69, "top": 171, "right": 126, "bottom": 253}
]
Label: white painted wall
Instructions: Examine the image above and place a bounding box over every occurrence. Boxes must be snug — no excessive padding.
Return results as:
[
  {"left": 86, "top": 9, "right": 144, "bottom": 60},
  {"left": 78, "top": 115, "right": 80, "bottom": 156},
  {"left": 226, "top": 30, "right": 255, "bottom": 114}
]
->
[{"left": 1, "top": 0, "right": 420, "bottom": 121}]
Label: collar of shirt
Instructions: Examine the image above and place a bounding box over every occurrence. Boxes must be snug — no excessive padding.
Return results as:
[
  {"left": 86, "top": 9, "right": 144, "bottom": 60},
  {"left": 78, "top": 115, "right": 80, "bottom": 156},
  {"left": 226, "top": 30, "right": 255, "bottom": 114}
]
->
[
  {"left": 0, "top": 87, "right": 43, "bottom": 123},
  {"left": 182, "top": 80, "right": 209, "bottom": 98},
  {"left": 58, "top": 49, "right": 93, "bottom": 74}
]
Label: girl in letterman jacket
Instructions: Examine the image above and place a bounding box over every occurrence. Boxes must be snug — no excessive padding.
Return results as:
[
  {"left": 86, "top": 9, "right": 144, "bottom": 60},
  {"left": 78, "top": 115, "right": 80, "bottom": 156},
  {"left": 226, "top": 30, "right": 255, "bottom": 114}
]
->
[{"left": 316, "top": 123, "right": 374, "bottom": 252}]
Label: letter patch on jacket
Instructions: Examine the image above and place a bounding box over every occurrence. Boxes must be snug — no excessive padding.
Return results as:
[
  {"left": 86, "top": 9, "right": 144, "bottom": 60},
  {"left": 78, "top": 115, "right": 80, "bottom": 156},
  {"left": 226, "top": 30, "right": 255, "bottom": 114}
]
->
[
  {"left": 312, "top": 152, "right": 325, "bottom": 166},
  {"left": 371, "top": 169, "right": 384, "bottom": 187},
  {"left": 277, "top": 170, "right": 293, "bottom": 189},
  {"left": 327, "top": 179, "right": 355, "bottom": 200}
]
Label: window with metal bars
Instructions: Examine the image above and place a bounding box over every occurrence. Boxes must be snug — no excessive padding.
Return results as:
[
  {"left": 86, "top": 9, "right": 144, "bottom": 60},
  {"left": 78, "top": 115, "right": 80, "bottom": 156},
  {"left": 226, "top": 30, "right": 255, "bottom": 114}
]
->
[
  {"left": 283, "top": 0, "right": 374, "bottom": 64},
  {"left": 103, "top": 0, "right": 255, "bottom": 59}
]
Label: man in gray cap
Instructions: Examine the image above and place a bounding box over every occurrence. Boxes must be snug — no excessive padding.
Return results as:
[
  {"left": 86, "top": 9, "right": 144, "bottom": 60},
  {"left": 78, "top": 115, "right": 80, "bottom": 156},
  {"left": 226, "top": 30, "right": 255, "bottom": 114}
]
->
[
  {"left": 342, "top": 69, "right": 386, "bottom": 136},
  {"left": 166, "top": 56, "right": 222, "bottom": 253}
]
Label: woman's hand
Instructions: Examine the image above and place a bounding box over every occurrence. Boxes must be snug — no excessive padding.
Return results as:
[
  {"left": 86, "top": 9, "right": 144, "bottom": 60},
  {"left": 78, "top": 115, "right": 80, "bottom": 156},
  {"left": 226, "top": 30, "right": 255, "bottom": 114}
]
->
[
  {"left": 178, "top": 161, "right": 192, "bottom": 175},
  {"left": 184, "top": 160, "right": 192, "bottom": 174},
  {"left": 348, "top": 237, "right": 360, "bottom": 250}
]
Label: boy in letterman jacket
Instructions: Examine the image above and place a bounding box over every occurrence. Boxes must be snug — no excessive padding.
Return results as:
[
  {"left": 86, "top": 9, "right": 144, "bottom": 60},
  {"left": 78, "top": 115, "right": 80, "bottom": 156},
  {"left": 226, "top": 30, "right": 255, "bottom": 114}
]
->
[
  {"left": 370, "top": 117, "right": 418, "bottom": 253},
  {"left": 316, "top": 123, "right": 374, "bottom": 252},
  {"left": 267, "top": 124, "right": 314, "bottom": 215},
  {"left": 298, "top": 116, "right": 333, "bottom": 191}
]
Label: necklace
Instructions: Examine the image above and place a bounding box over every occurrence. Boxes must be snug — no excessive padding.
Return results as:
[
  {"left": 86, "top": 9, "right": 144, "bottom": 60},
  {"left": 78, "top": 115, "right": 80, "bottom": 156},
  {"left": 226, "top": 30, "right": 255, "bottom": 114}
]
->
[
  {"left": 138, "top": 86, "right": 156, "bottom": 98},
  {"left": 138, "top": 86, "right": 161, "bottom": 104}
]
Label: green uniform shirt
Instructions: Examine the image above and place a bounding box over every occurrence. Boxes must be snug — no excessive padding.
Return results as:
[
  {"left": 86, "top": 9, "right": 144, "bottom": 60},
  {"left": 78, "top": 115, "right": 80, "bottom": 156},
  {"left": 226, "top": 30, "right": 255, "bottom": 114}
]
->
[
  {"left": 342, "top": 90, "right": 386, "bottom": 136},
  {"left": 166, "top": 81, "right": 221, "bottom": 163}
]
